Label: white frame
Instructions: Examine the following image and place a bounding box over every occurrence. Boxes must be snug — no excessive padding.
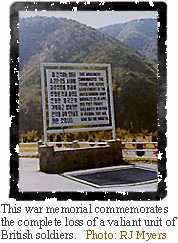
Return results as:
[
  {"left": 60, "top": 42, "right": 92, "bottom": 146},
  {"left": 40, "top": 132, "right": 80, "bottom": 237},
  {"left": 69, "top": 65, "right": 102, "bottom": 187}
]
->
[{"left": 40, "top": 63, "right": 116, "bottom": 143}]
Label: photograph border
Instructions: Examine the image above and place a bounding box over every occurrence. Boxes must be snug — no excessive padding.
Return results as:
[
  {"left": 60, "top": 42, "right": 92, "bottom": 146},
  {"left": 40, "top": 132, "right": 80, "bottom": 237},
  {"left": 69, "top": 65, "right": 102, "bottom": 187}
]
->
[{"left": 10, "top": 1, "right": 167, "bottom": 200}]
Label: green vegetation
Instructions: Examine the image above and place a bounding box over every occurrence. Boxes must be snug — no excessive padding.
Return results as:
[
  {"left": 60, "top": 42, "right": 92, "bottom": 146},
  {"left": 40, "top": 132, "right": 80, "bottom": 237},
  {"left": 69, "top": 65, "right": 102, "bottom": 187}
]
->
[{"left": 20, "top": 129, "right": 157, "bottom": 143}]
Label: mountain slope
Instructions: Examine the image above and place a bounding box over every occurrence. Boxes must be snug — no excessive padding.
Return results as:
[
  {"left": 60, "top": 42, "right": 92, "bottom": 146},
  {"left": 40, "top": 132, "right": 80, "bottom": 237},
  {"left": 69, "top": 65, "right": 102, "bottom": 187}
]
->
[
  {"left": 19, "top": 17, "right": 157, "bottom": 134},
  {"left": 99, "top": 18, "right": 158, "bottom": 62},
  {"left": 20, "top": 16, "right": 114, "bottom": 67}
]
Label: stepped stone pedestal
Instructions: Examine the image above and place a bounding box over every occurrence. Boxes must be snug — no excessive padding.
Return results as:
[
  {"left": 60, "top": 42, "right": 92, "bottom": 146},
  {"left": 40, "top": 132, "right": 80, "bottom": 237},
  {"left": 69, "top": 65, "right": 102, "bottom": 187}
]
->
[{"left": 39, "top": 140, "right": 124, "bottom": 174}]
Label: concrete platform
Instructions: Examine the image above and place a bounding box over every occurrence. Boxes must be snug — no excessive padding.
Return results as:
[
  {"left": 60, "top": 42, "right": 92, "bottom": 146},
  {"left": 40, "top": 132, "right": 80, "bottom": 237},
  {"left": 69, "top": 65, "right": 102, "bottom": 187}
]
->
[{"left": 19, "top": 158, "right": 158, "bottom": 192}]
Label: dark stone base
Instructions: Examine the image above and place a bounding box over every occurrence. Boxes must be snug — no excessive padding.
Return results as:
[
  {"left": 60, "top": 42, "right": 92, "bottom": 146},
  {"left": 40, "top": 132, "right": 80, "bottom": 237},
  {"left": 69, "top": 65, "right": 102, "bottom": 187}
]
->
[{"left": 39, "top": 140, "right": 124, "bottom": 174}]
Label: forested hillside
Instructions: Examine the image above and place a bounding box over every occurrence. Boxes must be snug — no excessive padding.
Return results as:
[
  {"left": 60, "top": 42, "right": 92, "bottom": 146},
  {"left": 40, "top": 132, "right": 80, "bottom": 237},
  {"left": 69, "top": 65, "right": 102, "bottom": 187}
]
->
[
  {"left": 19, "top": 16, "right": 157, "bottom": 136},
  {"left": 99, "top": 18, "right": 157, "bottom": 62}
]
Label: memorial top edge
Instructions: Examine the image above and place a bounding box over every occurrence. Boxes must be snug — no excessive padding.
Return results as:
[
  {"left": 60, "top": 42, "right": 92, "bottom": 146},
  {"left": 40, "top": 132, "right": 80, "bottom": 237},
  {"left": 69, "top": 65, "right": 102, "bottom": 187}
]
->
[{"left": 40, "top": 62, "right": 111, "bottom": 68}]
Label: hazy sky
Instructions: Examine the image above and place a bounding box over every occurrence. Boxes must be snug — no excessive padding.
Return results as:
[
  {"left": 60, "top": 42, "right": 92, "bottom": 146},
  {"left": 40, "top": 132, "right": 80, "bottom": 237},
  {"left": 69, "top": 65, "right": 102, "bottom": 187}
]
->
[{"left": 20, "top": 10, "right": 157, "bottom": 28}]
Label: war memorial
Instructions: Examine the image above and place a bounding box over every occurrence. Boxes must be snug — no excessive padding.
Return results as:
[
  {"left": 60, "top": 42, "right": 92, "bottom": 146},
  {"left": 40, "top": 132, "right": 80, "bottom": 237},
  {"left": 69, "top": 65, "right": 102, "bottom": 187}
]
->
[
  {"left": 39, "top": 63, "right": 124, "bottom": 172},
  {"left": 38, "top": 62, "right": 157, "bottom": 188}
]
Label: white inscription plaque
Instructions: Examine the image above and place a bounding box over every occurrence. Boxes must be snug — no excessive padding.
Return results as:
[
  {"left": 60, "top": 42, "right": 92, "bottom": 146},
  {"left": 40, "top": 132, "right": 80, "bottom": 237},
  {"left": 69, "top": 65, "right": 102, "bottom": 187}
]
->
[
  {"left": 46, "top": 69, "right": 109, "bottom": 127},
  {"left": 41, "top": 63, "right": 116, "bottom": 142}
]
